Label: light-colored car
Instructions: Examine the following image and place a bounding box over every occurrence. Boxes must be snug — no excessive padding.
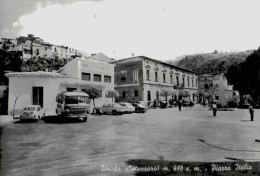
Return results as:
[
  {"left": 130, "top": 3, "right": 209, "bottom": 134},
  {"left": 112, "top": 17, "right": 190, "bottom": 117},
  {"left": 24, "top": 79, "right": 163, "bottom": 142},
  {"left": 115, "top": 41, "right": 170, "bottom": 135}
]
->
[
  {"left": 20, "top": 105, "right": 45, "bottom": 122},
  {"left": 132, "top": 103, "right": 148, "bottom": 113},
  {"left": 119, "top": 102, "right": 135, "bottom": 113},
  {"left": 101, "top": 103, "right": 126, "bottom": 115}
]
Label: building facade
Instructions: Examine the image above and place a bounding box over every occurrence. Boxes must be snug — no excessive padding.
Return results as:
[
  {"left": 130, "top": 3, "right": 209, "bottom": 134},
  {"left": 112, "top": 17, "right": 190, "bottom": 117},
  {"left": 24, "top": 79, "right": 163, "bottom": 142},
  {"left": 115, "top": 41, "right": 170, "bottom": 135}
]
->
[
  {"left": 6, "top": 57, "right": 114, "bottom": 117},
  {"left": 113, "top": 56, "right": 199, "bottom": 106},
  {"left": 198, "top": 74, "right": 239, "bottom": 106}
]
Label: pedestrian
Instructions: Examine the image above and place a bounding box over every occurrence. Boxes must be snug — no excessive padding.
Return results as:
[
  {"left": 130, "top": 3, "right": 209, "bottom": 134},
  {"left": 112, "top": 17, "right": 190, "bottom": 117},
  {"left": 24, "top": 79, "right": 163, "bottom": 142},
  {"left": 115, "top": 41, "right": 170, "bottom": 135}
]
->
[
  {"left": 212, "top": 102, "right": 217, "bottom": 116},
  {"left": 249, "top": 103, "right": 254, "bottom": 121},
  {"left": 203, "top": 100, "right": 206, "bottom": 107},
  {"left": 178, "top": 100, "right": 182, "bottom": 111}
]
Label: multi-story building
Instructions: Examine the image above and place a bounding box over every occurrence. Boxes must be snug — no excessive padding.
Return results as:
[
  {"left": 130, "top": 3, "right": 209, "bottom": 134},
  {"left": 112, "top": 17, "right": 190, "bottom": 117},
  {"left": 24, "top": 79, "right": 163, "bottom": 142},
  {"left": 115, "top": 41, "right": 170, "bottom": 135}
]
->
[
  {"left": 1, "top": 34, "right": 78, "bottom": 61},
  {"left": 113, "top": 56, "right": 199, "bottom": 106},
  {"left": 6, "top": 57, "right": 115, "bottom": 117},
  {"left": 198, "top": 74, "right": 239, "bottom": 106}
]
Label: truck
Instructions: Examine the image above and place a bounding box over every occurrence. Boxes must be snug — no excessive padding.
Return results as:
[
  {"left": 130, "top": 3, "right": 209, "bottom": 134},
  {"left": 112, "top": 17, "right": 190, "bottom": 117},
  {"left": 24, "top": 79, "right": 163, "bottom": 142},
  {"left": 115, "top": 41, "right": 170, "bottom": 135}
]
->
[{"left": 56, "top": 91, "right": 91, "bottom": 122}]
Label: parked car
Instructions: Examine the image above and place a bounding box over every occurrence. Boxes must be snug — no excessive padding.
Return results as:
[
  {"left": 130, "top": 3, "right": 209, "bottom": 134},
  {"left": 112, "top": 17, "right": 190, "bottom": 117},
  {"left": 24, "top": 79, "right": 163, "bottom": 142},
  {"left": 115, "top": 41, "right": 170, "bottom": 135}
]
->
[
  {"left": 92, "top": 108, "right": 103, "bottom": 115},
  {"left": 100, "top": 103, "right": 126, "bottom": 115},
  {"left": 135, "top": 101, "right": 146, "bottom": 107},
  {"left": 182, "top": 100, "right": 194, "bottom": 107},
  {"left": 119, "top": 102, "right": 135, "bottom": 113},
  {"left": 20, "top": 105, "right": 45, "bottom": 122},
  {"left": 132, "top": 103, "right": 148, "bottom": 113}
]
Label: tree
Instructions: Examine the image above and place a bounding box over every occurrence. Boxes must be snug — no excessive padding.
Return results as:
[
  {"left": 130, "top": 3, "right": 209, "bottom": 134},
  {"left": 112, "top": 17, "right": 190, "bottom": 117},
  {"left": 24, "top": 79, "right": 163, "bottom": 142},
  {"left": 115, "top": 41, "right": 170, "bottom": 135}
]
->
[
  {"left": 178, "top": 90, "right": 190, "bottom": 99},
  {"left": 226, "top": 50, "right": 260, "bottom": 104},
  {"left": 84, "top": 87, "right": 102, "bottom": 108},
  {"left": 105, "top": 90, "right": 119, "bottom": 103},
  {"left": 159, "top": 89, "right": 172, "bottom": 101}
]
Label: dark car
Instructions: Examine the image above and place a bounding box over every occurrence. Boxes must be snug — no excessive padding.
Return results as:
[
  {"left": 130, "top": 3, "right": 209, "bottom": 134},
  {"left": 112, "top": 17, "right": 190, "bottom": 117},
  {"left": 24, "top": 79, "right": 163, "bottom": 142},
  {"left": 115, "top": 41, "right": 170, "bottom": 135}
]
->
[
  {"left": 132, "top": 103, "right": 148, "bottom": 113},
  {"left": 92, "top": 108, "right": 103, "bottom": 115},
  {"left": 182, "top": 100, "right": 195, "bottom": 107}
]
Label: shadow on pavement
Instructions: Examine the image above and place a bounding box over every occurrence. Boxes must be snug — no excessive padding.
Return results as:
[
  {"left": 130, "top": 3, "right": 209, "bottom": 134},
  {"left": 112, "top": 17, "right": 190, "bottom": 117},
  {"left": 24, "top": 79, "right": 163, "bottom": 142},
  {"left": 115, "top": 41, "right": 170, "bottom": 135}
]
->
[
  {"left": 125, "top": 159, "right": 260, "bottom": 176},
  {"left": 14, "top": 120, "right": 38, "bottom": 124},
  {"left": 198, "top": 139, "right": 260, "bottom": 152},
  {"left": 241, "top": 120, "right": 252, "bottom": 122},
  {"left": 41, "top": 116, "right": 86, "bottom": 124}
]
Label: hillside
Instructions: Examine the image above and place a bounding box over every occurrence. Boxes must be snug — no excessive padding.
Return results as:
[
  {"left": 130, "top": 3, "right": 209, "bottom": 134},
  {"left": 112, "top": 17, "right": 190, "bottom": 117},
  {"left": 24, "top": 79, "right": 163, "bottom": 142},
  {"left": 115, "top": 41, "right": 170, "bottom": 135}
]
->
[{"left": 168, "top": 50, "right": 253, "bottom": 75}]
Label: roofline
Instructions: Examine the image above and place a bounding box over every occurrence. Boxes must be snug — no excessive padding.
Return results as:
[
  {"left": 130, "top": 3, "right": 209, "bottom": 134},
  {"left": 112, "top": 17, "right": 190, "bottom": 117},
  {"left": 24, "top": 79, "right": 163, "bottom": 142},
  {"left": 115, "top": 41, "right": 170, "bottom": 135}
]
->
[
  {"left": 58, "top": 57, "right": 115, "bottom": 73},
  {"left": 113, "top": 56, "right": 198, "bottom": 74}
]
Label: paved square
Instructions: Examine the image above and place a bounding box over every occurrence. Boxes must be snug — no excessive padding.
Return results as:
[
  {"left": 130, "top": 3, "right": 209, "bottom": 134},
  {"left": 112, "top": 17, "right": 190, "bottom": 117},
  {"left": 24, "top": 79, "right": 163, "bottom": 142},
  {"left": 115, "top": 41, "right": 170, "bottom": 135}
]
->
[{"left": 1, "top": 105, "right": 260, "bottom": 175}]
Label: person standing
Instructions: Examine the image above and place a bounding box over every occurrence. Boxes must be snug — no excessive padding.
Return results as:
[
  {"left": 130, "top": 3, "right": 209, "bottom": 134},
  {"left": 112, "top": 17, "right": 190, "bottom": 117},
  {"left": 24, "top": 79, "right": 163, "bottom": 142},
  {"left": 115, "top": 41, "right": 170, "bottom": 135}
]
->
[
  {"left": 178, "top": 100, "right": 182, "bottom": 111},
  {"left": 249, "top": 104, "right": 254, "bottom": 121},
  {"left": 212, "top": 102, "right": 217, "bottom": 116}
]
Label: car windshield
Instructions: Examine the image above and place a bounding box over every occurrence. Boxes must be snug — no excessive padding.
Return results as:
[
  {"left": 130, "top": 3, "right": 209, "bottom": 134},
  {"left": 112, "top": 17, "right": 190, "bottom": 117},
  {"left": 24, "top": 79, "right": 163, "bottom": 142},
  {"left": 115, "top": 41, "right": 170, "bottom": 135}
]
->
[
  {"left": 120, "top": 104, "right": 126, "bottom": 107},
  {"left": 24, "top": 107, "right": 35, "bottom": 111}
]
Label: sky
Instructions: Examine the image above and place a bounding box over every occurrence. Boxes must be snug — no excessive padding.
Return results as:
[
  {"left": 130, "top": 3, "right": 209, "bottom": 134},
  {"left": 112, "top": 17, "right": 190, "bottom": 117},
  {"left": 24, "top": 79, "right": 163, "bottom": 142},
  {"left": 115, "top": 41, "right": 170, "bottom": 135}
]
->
[{"left": 1, "top": 0, "right": 260, "bottom": 61}]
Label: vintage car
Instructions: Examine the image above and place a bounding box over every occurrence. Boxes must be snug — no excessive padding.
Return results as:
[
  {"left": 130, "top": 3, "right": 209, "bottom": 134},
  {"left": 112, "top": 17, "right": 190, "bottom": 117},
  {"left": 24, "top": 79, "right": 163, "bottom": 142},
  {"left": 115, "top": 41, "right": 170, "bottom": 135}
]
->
[
  {"left": 132, "top": 103, "right": 148, "bottom": 113},
  {"left": 119, "top": 102, "right": 135, "bottom": 113},
  {"left": 100, "top": 103, "right": 126, "bottom": 115},
  {"left": 20, "top": 105, "right": 45, "bottom": 122}
]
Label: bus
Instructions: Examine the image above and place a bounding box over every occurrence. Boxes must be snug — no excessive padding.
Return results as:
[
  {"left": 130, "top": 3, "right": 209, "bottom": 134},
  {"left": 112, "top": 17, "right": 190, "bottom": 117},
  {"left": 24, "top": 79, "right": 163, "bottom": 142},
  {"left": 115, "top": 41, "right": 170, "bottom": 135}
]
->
[{"left": 56, "top": 91, "right": 91, "bottom": 122}]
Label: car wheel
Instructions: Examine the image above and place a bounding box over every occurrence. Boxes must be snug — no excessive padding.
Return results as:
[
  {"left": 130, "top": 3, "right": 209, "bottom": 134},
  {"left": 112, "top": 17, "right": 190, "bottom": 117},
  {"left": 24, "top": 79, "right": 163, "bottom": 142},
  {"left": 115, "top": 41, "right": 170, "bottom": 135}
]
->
[
  {"left": 112, "top": 110, "right": 117, "bottom": 115},
  {"left": 137, "top": 109, "right": 140, "bottom": 113},
  {"left": 83, "top": 118, "right": 87, "bottom": 122}
]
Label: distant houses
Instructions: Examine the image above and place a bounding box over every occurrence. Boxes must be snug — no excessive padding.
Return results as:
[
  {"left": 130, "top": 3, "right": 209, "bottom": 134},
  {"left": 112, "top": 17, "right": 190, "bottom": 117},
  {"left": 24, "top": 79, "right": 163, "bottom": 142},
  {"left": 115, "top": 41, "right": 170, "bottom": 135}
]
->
[{"left": 0, "top": 34, "right": 80, "bottom": 62}]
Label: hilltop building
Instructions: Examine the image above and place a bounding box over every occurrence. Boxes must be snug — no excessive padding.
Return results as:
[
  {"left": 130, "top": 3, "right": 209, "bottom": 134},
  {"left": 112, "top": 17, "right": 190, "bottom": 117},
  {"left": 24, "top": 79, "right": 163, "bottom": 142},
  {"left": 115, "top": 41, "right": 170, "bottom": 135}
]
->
[
  {"left": 0, "top": 34, "right": 79, "bottom": 61},
  {"left": 112, "top": 56, "right": 199, "bottom": 106}
]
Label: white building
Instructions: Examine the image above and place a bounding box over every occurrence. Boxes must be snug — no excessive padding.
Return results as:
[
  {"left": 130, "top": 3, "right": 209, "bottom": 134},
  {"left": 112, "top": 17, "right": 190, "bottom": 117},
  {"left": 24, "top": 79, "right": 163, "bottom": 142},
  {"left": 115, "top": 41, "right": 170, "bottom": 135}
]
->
[
  {"left": 212, "top": 74, "right": 239, "bottom": 106},
  {"left": 6, "top": 57, "right": 115, "bottom": 117}
]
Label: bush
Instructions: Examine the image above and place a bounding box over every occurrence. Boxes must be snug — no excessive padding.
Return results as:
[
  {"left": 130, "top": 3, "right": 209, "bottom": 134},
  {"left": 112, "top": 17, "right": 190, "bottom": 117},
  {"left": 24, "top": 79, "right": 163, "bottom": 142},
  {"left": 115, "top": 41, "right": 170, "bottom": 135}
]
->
[{"left": 227, "top": 99, "right": 238, "bottom": 108}]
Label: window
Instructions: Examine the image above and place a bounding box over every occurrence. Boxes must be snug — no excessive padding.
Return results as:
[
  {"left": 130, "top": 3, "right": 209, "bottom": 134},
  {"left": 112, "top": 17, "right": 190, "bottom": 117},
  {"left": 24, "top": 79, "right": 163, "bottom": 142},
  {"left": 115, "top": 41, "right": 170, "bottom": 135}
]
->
[
  {"left": 192, "top": 79, "right": 194, "bottom": 87},
  {"left": 155, "top": 72, "right": 158, "bottom": 81},
  {"left": 122, "top": 91, "right": 126, "bottom": 98},
  {"left": 33, "top": 87, "right": 43, "bottom": 108},
  {"left": 94, "top": 74, "right": 101, "bottom": 82},
  {"left": 133, "top": 69, "right": 139, "bottom": 83},
  {"left": 182, "top": 77, "right": 185, "bottom": 86},
  {"left": 121, "top": 76, "right": 126, "bottom": 82},
  {"left": 196, "top": 79, "right": 198, "bottom": 87},
  {"left": 187, "top": 78, "right": 190, "bottom": 87},
  {"left": 163, "top": 73, "right": 166, "bottom": 83},
  {"left": 204, "top": 84, "right": 209, "bottom": 89},
  {"left": 215, "top": 96, "right": 219, "bottom": 100},
  {"left": 147, "top": 91, "right": 151, "bottom": 101},
  {"left": 104, "top": 75, "right": 111, "bottom": 83},
  {"left": 176, "top": 76, "right": 179, "bottom": 86},
  {"left": 82, "top": 72, "right": 91, "bottom": 81},
  {"left": 134, "top": 90, "right": 138, "bottom": 97},
  {"left": 67, "top": 87, "right": 76, "bottom": 92},
  {"left": 146, "top": 70, "right": 150, "bottom": 80},
  {"left": 170, "top": 75, "right": 173, "bottom": 84}
]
